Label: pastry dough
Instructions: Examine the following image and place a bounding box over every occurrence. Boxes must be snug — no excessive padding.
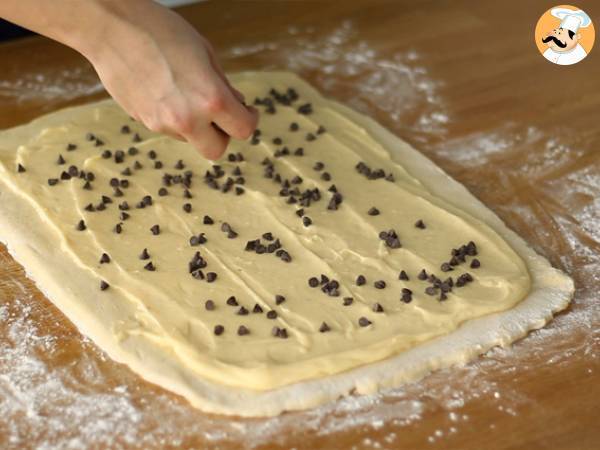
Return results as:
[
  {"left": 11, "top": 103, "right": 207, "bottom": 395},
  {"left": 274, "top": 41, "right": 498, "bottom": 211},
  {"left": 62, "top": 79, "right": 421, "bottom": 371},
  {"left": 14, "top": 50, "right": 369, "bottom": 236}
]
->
[{"left": 0, "top": 71, "right": 573, "bottom": 416}]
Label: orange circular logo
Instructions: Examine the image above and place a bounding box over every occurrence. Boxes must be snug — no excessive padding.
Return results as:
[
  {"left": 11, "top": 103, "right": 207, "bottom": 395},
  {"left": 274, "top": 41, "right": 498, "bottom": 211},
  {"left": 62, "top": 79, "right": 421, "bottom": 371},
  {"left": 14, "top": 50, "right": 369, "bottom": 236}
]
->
[{"left": 535, "top": 5, "right": 595, "bottom": 65}]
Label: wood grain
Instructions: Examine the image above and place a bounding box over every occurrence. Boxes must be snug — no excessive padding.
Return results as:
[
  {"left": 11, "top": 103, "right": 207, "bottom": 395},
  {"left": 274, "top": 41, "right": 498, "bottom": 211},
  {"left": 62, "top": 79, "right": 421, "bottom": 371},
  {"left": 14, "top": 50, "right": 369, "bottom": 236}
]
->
[{"left": 0, "top": 1, "right": 598, "bottom": 449}]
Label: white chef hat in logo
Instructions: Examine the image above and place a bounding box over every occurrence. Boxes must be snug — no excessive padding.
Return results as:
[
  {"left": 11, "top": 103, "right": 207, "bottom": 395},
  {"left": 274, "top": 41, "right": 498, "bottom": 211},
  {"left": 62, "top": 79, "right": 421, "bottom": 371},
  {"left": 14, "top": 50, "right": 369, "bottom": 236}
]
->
[{"left": 551, "top": 7, "right": 592, "bottom": 33}]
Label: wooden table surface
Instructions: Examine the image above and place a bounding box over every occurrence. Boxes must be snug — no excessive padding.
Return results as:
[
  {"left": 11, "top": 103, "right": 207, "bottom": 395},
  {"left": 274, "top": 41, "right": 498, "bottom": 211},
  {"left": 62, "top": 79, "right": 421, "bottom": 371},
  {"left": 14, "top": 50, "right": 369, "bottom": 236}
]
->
[{"left": 0, "top": 1, "right": 598, "bottom": 449}]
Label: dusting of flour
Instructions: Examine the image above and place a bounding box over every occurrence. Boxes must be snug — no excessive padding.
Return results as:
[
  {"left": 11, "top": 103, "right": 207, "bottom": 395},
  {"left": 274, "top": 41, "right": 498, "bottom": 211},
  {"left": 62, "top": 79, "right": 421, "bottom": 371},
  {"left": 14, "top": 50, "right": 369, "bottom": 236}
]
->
[{"left": 1, "top": 20, "right": 598, "bottom": 450}]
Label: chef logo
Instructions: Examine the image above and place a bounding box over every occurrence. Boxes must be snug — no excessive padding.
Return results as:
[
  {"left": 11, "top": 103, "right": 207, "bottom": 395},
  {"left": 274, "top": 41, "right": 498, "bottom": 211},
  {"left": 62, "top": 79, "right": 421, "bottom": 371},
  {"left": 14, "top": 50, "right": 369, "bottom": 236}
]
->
[{"left": 535, "top": 5, "right": 595, "bottom": 65}]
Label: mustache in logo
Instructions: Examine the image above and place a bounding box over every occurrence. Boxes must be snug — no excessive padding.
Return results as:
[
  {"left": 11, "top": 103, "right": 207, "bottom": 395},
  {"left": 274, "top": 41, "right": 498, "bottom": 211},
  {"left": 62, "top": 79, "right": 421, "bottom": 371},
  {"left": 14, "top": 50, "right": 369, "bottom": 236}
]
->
[{"left": 542, "top": 35, "right": 567, "bottom": 48}]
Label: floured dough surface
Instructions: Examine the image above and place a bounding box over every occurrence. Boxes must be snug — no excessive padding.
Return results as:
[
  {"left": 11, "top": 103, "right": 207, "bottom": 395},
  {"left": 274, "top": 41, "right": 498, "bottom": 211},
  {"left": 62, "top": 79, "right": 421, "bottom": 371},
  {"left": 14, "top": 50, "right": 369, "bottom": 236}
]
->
[{"left": 0, "top": 71, "right": 573, "bottom": 416}]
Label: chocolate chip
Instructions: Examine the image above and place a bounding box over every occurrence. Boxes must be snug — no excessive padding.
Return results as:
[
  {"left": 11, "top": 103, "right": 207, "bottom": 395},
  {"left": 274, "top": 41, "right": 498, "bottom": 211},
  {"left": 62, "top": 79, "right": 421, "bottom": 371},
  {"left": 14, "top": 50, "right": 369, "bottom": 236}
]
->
[
  {"left": 183, "top": 203, "right": 192, "bottom": 213},
  {"left": 214, "top": 324, "right": 224, "bottom": 335},
  {"left": 114, "top": 150, "right": 125, "bottom": 164},
  {"left": 297, "top": 103, "right": 313, "bottom": 114},
  {"left": 272, "top": 137, "right": 283, "bottom": 145},
  {"left": 101, "top": 150, "right": 112, "bottom": 159},
  {"left": 150, "top": 224, "right": 160, "bottom": 235},
  {"left": 356, "top": 275, "right": 366, "bottom": 286},
  {"left": 302, "top": 216, "right": 312, "bottom": 227},
  {"left": 343, "top": 297, "right": 354, "bottom": 306},
  {"left": 85, "top": 132, "right": 95, "bottom": 141},
  {"left": 83, "top": 181, "right": 92, "bottom": 190},
  {"left": 399, "top": 270, "right": 409, "bottom": 281},
  {"left": 57, "top": 154, "right": 66, "bottom": 165},
  {"left": 143, "top": 262, "right": 155, "bottom": 271},
  {"left": 367, "top": 207, "right": 380, "bottom": 216},
  {"left": 320, "top": 172, "right": 331, "bottom": 181},
  {"left": 374, "top": 280, "right": 386, "bottom": 289},
  {"left": 266, "top": 310, "right": 278, "bottom": 319},
  {"left": 237, "top": 306, "right": 249, "bottom": 315},
  {"left": 425, "top": 286, "right": 437, "bottom": 296},
  {"left": 158, "top": 187, "right": 168, "bottom": 196},
  {"left": 289, "top": 122, "right": 299, "bottom": 131},
  {"left": 252, "top": 303, "right": 263, "bottom": 314},
  {"left": 175, "top": 159, "right": 185, "bottom": 170},
  {"left": 119, "top": 212, "right": 130, "bottom": 221},
  {"left": 100, "top": 280, "right": 109, "bottom": 291},
  {"left": 154, "top": 161, "right": 163, "bottom": 169},
  {"left": 372, "top": 303, "right": 384, "bottom": 313},
  {"left": 418, "top": 269, "right": 428, "bottom": 280},
  {"left": 99, "top": 253, "right": 110, "bottom": 264},
  {"left": 121, "top": 125, "right": 130, "bottom": 134},
  {"left": 114, "top": 223, "right": 123, "bottom": 234},
  {"left": 206, "top": 272, "right": 217, "bottom": 282},
  {"left": 66, "top": 143, "right": 77, "bottom": 151},
  {"left": 415, "top": 219, "right": 426, "bottom": 229},
  {"left": 316, "top": 125, "right": 326, "bottom": 134},
  {"left": 237, "top": 325, "right": 250, "bottom": 336},
  {"left": 305, "top": 133, "right": 316, "bottom": 142},
  {"left": 17, "top": 164, "right": 26, "bottom": 173},
  {"left": 183, "top": 189, "right": 192, "bottom": 199},
  {"left": 134, "top": 160, "right": 143, "bottom": 170},
  {"left": 358, "top": 317, "right": 372, "bottom": 327},
  {"left": 127, "top": 146, "right": 138, "bottom": 156},
  {"left": 308, "top": 277, "right": 319, "bottom": 287},
  {"left": 84, "top": 203, "right": 95, "bottom": 212},
  {"left": 275, "top": 294, "right": 286, "bottom": 305},
  {"left": 401, "top": 288, "right": 413, "bottom": 303},
  {"left": 441, "top": 262, "right": 453, "bottom": 272},
  {"left": 226, "top": 296, "right": 238, "bottom": 306},
  {"left": 294, "top": 147, "right": 304, "bottom": 156},
  {"left": 203, "top": 215, "right": 214, "bottom": 225},
  {"left": 470, "top": 258, "right": 481, "bottom": 268},
  {"left": 76, "top": 220, "right": 86, "bottom": 231},
  {"left": 139, "top": 248, "right": 150, "bottom": 260},
  {"left": 48, "top": 178, "right": 59, "bottom": 186},
  {"left": 319, "top": 322, "right": 330, "bottom": 333},
  {"left": 148, "top": 150, "right": 157, "bottom": 160},
  {"left": 132, "top": 133, "right": 142, "bottom": 143},
  {"left": 279, "top": 250, "right": 292, "bottom": 262}
]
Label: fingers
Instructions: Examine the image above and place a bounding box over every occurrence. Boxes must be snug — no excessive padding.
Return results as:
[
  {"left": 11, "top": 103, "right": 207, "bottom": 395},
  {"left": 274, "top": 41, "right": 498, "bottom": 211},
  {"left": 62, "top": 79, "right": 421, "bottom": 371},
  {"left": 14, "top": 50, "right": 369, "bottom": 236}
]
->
[
  {"left": 207, "top": 77, "right": 259, "bottom": 140},
  {"left": 183, "top": 121, "right": 230, "bottom": 160}
]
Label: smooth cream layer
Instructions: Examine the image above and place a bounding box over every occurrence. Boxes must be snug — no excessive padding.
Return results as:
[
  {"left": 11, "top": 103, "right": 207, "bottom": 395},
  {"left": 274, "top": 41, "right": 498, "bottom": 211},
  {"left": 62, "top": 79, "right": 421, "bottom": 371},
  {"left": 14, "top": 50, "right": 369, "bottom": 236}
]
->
[{"left": 0, "top": 75, "right": 531, "bottom": 391}]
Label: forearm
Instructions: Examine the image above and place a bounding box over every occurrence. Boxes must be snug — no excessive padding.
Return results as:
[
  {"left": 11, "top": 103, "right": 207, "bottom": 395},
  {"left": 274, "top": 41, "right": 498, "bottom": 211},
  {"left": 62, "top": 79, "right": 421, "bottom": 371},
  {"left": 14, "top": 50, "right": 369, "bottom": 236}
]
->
[{"left": 0, "top": 0, "right": 161, "bottom": 59}]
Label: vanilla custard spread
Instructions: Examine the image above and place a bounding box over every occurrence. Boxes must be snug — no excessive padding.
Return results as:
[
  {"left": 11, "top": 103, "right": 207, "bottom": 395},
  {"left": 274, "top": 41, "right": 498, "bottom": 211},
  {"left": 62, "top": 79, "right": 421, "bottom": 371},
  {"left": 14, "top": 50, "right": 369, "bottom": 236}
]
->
[{"left": 0, "top": 72, "right": 531, "bottom": 391}]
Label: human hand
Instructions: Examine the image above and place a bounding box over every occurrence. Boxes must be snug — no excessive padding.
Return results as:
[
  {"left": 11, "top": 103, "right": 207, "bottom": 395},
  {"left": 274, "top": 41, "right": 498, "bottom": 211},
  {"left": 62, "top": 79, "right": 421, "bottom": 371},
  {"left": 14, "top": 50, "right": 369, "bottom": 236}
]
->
[{"left": 82, "top": 2, "right": 258, "bottom": 160}]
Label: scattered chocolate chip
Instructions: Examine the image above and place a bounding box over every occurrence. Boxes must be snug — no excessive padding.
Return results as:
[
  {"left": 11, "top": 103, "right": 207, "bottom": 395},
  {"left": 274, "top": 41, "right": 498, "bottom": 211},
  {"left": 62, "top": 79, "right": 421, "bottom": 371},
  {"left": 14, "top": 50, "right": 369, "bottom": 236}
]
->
[
  {"left": 17, "top": 164, "right": 26, "bottom": 173},
  {"left": 57, "top": 154, "right": 66, "bottom": 165},
  {"left": 144, "top": 262, "right": 156, "bottom": 271},
  {"left": 441, "top": 262, "right": 453, "bottom": 272},
  {"left": 214, "top": 324, "right": 224, "bottom": 335},
  {"left": 154, "top": 161, "right": 163, "bottom": 169},
  {"left": 99, "top": 253, "right": 110, "bottom": 264},
  {"left": 415, "top": 219, "right": 426, "bottom": 229},
  {"left": 343, "top": 297, "right": 354, "bottom": 306},
  {"left": 418, "top": 269, "right": 428, "bottom": 280},
  {"left": 158, "top": 187, "right": 168, "bottom": 196},
  {"left": 114, "top": 223, "right": 123, "bottom": 234},
  {"left": 319, "top": 322, "right": 330, "bottom": 333},
  {"left": 127, "top": 146, "right": 138, "bottom": 156},
  {"left": 401, "top": 288, "right": 413, "bottom": 303},
  {"left": 101, "top": 150, "right": 112, "bottom": 159},
  {"left": 302, "top": 216, "right": 312, "bottom": 227},
  {"left": 148, "top": 150, "right": 157, "bottom": 160},
  {"left": 139, "top": 248, "right": 150, "bottom": 260},
  {"left": 316, "top": 125, "right": 326, "bottom": 134},
  {"left": 66, "top": 143, "right": 77, "bottom": 151},
  {"left": 399, "top": 270, "right": 409, "bottom": 281},
  {"left": 367, "top": 207, "right": 380, "bottom": 216},
  {"left": 132, "top": 133, "right": 142, "bottom": 143},
  {"left": 226, "top": 296, "right": 238, "bottom": 306},
  {"left": 266, "top": 310, "right": 278, "bottom": 319},
  {"left": 425, "top": 286, "right": 437, "bottom": 296},
  {"left": 289, "top": 122, "right": 299, "bottom": 131},
  {"left": 252, "top": 304, "right": 264, "bottom": 314},
  {"left": 374, "top": 280, "right": 386, "bottom": 289},
  {"left": 150, "top": 224, "right": 160, "bottom": 235},
  {"left": 297, "top": 103, "right": 313, "bottom": 114},
  {"left": 175, "top": 159, "right": 185, "bottom": 170},
  {"left": 114, "top": 150, "right": 125, "bottom": 164},
  {"left": 76, "top": 220, "right": 86, "bottom": 231},
  {"left": 120, "top": 125, "right": 131, "bottom": 134},
  {"left": 358, "top": 317, "right": 372, "bottom": 327},
  {"left": 356, "top": 275, "right": 366, "bottom": 286},
  {"left": 275, "top": 294, "right": 286, "bottom": 305},
  {"left": 206, "top": 272, "right": 217, "bottom": 282},
  {"left": 100, "top": 280, "right": 109, "bottom": 291},
  {"left": 372, "top": 303, "right": 384, "bottom": 313},
  {"left": 308, "top": 277, "right": 319, "bottom": 288},
  {"left": 48, "top": 178, "right": 59, "bottom": 186},
  {"left": 182, "top": 203, "right": 192, "bottom": 213},
  {"left": 439, "top": 292, "right": 448, "bottom": 301},
  {"left": 237, "top": 325, "right": 250, "bottom": 336},
  {"left": 470, "top": 258, "right": 481, "bottom": 269},
  {"left": 237, "top": 306, "right": 249, "bottom": 315},
  {"left": 203, "top": 215, "right": 214, "bottom": 225},
  {"left": 320, "top": 172, "right": 331, "bottom": 181},
  {"left": 305, "top": 133, "right": 316, "bottom": 142},
  {"left": 294, "top": 147, "right": 304, "bottom": 156}
]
